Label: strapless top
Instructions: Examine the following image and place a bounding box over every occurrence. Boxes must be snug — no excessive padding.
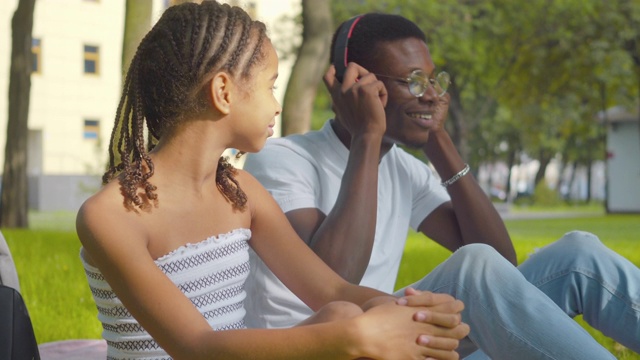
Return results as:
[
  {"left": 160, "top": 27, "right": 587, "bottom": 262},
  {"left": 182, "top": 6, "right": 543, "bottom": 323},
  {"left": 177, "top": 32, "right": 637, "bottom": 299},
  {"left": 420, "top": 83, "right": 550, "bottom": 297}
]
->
[{"left": 81, "top": 228, "right": 251, "bottom": 360}]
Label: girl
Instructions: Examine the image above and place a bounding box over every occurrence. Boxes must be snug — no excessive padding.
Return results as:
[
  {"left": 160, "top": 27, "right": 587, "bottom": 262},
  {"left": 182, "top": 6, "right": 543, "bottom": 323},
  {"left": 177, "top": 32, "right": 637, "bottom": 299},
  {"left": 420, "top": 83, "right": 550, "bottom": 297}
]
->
[{"left": 76, "top": 2, "right": 468, "bottom": 359}]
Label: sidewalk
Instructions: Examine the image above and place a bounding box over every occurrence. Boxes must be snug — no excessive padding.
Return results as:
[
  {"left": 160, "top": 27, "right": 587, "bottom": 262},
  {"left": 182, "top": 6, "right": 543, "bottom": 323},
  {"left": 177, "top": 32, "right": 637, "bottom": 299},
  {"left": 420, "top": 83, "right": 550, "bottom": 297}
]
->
[{"left": 493, "top": 203, "right": 605, "bottom": 220}]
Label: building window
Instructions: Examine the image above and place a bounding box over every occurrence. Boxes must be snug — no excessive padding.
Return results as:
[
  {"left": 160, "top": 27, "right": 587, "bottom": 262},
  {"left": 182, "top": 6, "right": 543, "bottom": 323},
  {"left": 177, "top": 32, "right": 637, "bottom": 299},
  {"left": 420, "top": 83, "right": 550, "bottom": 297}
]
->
[
  {"left": 32, "top": 38, "right": 41, "bottom": 74},
  {"left": 84, "top": 119, "right": 100, "bottom": 139},
  {"left": 83, "top": 45, "right": 100, "bottom": 75}
]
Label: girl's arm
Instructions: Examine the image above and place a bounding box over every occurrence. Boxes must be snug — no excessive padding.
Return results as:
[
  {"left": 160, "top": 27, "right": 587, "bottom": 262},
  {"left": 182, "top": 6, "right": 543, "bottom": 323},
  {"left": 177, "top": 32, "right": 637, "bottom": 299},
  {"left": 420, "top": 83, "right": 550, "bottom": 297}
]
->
[
  {"left": 77, "top": 190, "right": 449, "bottom": 359},
  {"left": 240, "top": 170, "right": 469, "bottom": 342}
]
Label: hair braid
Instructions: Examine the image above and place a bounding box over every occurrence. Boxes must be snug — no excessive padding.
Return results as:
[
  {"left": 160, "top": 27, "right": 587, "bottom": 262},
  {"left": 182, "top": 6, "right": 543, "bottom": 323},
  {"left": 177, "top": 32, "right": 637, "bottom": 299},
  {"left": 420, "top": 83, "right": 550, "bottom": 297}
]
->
[
  {"left": 225, "top": 8, "right": 252, "bottom": 71},
  {"left": 121, "top": 57, "right": 143, "bottom": 206},
  {"left": 216, "top": 157, "right": 247, "bottom": 208},
  {"left": 103, "top": 69, "right": 131, "bottom": 185},
  {"left": 104, "top": 0, "right": 267, "bottom": 210}
]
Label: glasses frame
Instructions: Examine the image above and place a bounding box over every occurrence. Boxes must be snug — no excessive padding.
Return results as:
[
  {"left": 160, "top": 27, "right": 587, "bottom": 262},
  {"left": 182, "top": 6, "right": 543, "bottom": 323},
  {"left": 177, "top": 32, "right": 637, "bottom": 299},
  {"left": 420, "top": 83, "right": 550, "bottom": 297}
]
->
[{"left": 373, "top": 69, "right": 450, "bottom": 97}]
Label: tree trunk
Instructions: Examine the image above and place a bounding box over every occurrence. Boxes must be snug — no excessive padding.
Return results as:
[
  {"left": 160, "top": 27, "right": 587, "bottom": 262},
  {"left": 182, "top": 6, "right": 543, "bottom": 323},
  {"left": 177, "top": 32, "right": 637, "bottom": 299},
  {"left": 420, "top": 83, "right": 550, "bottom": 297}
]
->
[
  {"left": 533, "top": 149, "right": 552, "bottom": 188},
  {"left": 554, "top": 157, "right": 564, "bottom": 191},
  {"left": 586, "top": 159, "right": 592, "bottom": 203},
  {"left": 122, "top": 0, "right": 153, "bottom": 79},
  {"left": 1, "top": 0, "right": 36, "bottom": 228},
  {"left": 120, "top": 0, "right": 152, "bottom": 152},
  {"left": 504, "top": 148, "right": 516, "bottom": 202},
  {"left": 280, "top": 0, "right": 332, "bottom": 135}
]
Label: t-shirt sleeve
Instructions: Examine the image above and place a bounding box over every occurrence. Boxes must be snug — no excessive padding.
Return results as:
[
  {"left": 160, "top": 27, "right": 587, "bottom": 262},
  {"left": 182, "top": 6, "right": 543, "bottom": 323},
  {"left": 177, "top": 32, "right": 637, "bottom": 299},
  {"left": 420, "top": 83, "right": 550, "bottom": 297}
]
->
[
  {"left": 400, "top": 152, "right": 451, "bottom": 230},
  {"left": 243, "top": 140, "right": 320, "bottom": 214}
]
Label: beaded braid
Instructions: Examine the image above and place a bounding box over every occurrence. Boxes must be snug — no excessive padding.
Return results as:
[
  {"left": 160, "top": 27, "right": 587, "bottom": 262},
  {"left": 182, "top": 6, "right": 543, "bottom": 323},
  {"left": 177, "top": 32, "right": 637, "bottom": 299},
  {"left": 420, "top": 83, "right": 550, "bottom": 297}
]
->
[{"left": 104, "top": 0, "right": 267, "bottom": 210}]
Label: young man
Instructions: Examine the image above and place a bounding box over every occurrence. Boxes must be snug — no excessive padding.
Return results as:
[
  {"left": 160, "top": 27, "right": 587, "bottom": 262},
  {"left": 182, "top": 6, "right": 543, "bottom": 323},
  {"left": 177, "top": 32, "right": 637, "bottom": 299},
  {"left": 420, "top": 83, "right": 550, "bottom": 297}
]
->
[{"left": 243, "top": 13, "right": 639, "bottom": 358}]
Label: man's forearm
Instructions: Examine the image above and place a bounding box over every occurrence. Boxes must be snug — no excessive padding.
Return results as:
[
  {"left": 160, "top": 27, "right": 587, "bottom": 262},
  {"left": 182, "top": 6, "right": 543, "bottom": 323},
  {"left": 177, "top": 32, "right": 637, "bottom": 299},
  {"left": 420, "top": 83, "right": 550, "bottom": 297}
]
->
[
  {"left": 310, "top": 133, "right": 383, "bottom": 283},
  {"left": 424, "top": 131, "right": 517, "bottom": 264}
]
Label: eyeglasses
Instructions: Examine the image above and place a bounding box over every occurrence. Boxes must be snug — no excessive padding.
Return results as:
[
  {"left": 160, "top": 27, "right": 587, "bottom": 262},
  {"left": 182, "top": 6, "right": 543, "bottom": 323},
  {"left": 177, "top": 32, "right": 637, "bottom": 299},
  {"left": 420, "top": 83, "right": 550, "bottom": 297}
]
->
[{"left": 373, "top": 69, "right": 451, "bottom": 97}]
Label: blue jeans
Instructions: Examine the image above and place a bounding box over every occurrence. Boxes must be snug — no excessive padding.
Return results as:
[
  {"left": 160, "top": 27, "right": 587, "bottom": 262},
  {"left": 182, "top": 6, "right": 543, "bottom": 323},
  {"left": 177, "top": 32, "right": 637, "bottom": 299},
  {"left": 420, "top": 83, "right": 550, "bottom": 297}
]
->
[{"left": 395, "top": 231, "right": 639, "bottom": 359}]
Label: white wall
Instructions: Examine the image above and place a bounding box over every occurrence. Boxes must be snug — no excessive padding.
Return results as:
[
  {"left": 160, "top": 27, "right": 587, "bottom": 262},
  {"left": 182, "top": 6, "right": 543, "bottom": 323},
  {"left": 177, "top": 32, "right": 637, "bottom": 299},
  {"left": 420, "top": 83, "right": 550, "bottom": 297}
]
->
[
  {"left": 607, "top": 121, "right": 640, "bottom": 212},
  {"left": 0, "top": 0, "right": 300, "bottom": 176},
  {"left": 1, "top": 0, "right": 126, "bottom": 175}
]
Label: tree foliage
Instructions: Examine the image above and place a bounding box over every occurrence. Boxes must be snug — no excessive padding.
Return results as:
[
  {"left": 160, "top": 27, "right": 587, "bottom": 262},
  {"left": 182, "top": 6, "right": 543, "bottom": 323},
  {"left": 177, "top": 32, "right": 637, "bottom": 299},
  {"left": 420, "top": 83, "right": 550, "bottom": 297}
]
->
[{"left": 314, "top": 0, "right": 640, "bottom": 199}]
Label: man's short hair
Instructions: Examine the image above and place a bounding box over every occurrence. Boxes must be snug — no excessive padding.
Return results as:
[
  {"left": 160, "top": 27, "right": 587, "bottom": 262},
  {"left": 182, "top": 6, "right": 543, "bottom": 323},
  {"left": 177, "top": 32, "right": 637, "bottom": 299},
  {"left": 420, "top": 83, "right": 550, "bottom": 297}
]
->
[{"left": 330, "top": 13, "right": 427, "bottom": 71}]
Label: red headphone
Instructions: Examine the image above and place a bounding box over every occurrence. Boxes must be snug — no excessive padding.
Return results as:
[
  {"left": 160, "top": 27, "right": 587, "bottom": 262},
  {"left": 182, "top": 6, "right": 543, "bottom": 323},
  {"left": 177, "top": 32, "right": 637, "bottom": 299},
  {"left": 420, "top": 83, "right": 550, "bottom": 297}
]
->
[{"left": 332, "top": 15, "right": 363, "bottom": 82}]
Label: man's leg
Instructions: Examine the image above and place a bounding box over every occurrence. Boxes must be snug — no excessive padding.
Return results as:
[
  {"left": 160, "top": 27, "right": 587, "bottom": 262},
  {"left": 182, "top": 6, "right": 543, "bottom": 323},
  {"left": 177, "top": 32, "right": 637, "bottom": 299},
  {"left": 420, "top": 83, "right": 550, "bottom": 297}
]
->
[
  {"left": 395, "top": 243, "right": 615, "bottom": 360},
  {"left": 518, "top": 231, "right": 640, "bottom": 353}
]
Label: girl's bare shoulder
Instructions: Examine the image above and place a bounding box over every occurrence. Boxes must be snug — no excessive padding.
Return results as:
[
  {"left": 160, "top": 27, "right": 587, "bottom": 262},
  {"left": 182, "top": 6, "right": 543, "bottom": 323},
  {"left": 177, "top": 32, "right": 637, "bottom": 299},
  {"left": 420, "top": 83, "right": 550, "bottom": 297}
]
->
[
  {"left": 234, "top": 168, "right": 271, "bottom": 204},
  {"left": 79, "top": 181, "right": 127, "bottom": 217},
  {"left": 76, "top": 180, "right": 144, "bottom": 246}
]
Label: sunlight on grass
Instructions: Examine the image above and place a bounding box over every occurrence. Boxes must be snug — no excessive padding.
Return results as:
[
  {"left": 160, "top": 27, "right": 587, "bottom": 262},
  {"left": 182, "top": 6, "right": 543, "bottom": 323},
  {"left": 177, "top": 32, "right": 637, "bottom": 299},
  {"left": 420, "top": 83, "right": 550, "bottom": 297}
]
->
[
  {"left": 4, "top": 211, "right": 102, "bottom": 343},
  {"left": 4, "top": 210, "right": 639, "bottom": 358}
]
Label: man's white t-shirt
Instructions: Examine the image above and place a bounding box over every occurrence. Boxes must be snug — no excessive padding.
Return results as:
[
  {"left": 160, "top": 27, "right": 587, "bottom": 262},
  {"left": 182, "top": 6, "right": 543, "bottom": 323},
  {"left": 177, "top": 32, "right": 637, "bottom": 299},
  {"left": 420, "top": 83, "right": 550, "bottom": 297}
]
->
[{"left": 243, "top": 121, "right": 449, "bottom": 328}]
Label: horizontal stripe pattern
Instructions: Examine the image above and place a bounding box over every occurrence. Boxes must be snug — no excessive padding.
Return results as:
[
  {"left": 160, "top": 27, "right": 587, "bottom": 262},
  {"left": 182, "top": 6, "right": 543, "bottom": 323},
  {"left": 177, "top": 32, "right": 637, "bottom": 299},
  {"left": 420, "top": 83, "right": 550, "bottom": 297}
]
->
[{"left": 82, "top": 228, "right": 251, "bottom": 359}]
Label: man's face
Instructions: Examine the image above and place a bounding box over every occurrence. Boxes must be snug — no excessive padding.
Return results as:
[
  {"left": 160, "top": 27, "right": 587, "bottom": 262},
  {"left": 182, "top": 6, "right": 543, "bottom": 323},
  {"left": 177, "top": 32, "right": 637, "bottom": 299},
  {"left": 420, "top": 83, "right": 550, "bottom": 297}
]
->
[{"left": 368, "top": 38, "right": 440, "bottom": 148}]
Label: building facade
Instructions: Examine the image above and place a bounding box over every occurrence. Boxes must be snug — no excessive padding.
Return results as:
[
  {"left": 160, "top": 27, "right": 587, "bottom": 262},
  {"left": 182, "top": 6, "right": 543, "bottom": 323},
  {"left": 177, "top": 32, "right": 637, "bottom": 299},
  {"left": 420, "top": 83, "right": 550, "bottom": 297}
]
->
[
  {"left": 603, "top": 106, "right": 640, "bottom": 213},
  {"left": 0, "top": 0, "right": 298, "bottom": 211}
]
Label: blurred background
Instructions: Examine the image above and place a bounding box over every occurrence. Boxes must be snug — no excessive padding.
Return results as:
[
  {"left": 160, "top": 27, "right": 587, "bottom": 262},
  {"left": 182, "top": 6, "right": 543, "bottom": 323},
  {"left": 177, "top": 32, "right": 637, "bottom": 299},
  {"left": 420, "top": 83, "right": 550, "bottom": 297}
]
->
[
  {"left": 1, "top": 0, "right": 639, "bottom": 357},
  {"left": 1, "top": 0, "right": 639, "bottom": 224}
]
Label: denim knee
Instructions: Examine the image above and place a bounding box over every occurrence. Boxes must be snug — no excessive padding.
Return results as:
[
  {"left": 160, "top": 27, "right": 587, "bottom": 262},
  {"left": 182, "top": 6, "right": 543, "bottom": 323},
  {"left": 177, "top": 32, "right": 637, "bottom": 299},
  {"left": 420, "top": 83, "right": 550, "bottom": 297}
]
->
[
  {"left": 521, "top": 230, "right": 608, "bottom": 285},
  {"left": 406, "top": 243, "right": 523, "bottom": 298},
  {"left": 452, "top": 243, "right": 509, "bottom": 265},
  {"left": 547, "top": 231, "right": 604, "bottom": 263},
  {"left": 450, "top": 243, "right": 518, "bottom": 281},
  {"left": 558, "top": 230, "right": 602, "bottom": 248}
]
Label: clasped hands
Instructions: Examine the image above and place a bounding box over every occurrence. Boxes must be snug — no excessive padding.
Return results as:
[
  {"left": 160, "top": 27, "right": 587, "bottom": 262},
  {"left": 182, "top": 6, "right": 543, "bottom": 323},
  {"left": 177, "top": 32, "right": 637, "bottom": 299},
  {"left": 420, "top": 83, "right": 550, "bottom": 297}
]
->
[{"left": 362, "top": 287, "right": 470, "bottom": 360}]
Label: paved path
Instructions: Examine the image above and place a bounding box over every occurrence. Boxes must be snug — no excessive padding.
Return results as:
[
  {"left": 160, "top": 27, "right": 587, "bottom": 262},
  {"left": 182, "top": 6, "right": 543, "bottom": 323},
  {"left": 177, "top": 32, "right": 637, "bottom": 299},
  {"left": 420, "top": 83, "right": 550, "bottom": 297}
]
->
[{"left": 493, "top": 203, "right": 605, "bottom": 220}]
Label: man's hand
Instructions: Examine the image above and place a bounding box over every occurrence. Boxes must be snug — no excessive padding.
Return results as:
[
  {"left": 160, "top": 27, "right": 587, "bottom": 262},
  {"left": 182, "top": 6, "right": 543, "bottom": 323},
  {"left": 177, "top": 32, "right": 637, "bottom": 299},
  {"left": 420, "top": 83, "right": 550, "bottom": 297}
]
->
[
  {"left": 323, "top": 63, "right": 387, "bottom": 140},
  {"left": 421, "top": 91, "right": 451, "bottom": 150}
]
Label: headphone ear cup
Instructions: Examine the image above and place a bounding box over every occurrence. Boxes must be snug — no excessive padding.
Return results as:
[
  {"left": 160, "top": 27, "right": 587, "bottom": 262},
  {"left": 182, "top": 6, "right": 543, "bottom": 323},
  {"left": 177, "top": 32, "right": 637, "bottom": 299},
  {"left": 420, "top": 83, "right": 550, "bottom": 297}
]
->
[{"left": 333, "top": 15, "right": 362, "bottom": 83}]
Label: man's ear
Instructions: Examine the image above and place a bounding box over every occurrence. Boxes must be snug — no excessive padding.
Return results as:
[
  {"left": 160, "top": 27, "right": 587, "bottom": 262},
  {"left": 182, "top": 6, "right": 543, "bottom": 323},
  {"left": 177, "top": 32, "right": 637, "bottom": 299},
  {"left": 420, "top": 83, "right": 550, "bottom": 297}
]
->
[{"left": 209, "top": 72, "right": 233, "bottom": 115}]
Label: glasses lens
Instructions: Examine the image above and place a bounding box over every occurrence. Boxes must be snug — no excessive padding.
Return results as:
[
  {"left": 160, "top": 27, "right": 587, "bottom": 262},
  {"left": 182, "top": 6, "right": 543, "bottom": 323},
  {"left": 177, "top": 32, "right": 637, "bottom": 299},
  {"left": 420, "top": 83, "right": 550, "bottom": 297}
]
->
[
  {"left": 434, "top": 71, "right": 450, "bottom": 96},
  {"left": 408, "top": 71, "right": 429, "bottom": 97},
  {"left": 407, "top": 70, "right": 450, "bottom": 97}
]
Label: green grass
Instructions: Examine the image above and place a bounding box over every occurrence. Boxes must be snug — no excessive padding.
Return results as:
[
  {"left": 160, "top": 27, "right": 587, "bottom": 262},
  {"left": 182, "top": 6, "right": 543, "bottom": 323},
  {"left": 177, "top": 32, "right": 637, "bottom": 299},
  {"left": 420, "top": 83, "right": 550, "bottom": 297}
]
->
[
  {"left": 4, "top": 211, "right": 640, "bottom": 358},
  {"left": 4, "top": 211, "right": 101, "bottom": 343}
]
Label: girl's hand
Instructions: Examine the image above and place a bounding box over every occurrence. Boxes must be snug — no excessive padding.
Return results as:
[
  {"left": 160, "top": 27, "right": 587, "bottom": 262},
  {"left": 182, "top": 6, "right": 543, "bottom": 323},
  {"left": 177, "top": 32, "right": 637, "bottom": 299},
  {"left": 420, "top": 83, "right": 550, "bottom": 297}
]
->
[{"left": 355, "top": 300, "right": 469, "bottom": 360}]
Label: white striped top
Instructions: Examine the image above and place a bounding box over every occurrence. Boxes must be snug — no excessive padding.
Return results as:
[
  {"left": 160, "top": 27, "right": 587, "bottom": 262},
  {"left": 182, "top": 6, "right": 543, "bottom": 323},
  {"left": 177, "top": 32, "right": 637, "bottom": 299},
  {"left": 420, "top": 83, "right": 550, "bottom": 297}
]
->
[{"left": 81, "top": 228, "right": 251, "bottom": 360}]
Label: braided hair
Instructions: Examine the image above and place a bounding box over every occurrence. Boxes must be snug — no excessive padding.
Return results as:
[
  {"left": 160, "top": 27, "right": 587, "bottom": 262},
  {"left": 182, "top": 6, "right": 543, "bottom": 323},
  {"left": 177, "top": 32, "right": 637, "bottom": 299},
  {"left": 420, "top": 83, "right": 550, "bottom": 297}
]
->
[{"left": 104, "top": 1, "right": 267, "bottom": 210}]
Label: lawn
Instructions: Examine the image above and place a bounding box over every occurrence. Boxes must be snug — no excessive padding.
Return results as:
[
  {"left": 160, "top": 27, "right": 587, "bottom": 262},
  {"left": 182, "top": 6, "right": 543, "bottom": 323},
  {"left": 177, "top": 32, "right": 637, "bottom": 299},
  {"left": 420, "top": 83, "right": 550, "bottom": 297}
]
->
[{"left": 4, "top": 210, "right": 640, "bottom": 358}]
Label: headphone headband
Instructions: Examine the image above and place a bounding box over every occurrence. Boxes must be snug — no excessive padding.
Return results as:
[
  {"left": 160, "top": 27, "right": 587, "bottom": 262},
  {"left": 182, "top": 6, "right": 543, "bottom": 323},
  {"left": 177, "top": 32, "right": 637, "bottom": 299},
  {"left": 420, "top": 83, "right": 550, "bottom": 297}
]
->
[{"left": 333, "top": 15, "right": 363, "bottom": 82}]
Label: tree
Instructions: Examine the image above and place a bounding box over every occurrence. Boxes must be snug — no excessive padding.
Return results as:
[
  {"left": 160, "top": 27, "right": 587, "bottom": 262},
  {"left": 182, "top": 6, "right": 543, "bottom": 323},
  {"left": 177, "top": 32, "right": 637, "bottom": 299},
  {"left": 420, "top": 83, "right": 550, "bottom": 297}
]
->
[
  {"left": 110, "top": 0, "right": 153, "bottom": 159},
  {"left": 122, "top": 0, "right": 153, "bottom": 80},
  {"left": 325, "top": 0, "right": 639, "bottom": 202},
  {"left": 484, "top": 0, "right": 637, "bottom": 192},
  {"left": 1, "top": 0, "right": 36, "bottom": 228},
  {"left": 280, "top": 0, "right": 332, "bottom": 135}
]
